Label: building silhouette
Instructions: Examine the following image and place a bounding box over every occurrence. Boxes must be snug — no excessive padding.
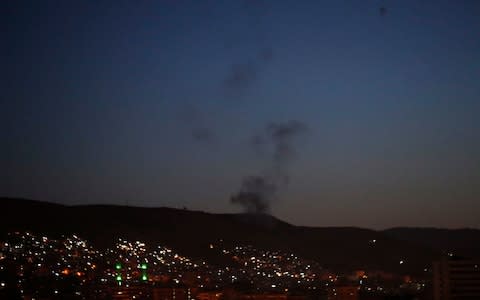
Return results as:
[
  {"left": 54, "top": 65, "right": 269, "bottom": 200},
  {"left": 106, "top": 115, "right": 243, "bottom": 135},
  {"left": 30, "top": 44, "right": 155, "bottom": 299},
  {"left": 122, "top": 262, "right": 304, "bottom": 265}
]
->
[{"left": 433, "top": 256, "right": 480, "bottom": 300}]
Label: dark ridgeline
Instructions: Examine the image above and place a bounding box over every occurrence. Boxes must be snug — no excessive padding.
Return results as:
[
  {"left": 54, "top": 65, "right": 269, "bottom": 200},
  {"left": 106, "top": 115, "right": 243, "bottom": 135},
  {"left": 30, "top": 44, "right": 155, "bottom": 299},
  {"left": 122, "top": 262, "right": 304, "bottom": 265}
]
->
[
  {"left": 2, "top": 197, "right": 480, "bottom": 276},
  {"left": 384, "top": 227, "right": 480, "bottom": 260}
]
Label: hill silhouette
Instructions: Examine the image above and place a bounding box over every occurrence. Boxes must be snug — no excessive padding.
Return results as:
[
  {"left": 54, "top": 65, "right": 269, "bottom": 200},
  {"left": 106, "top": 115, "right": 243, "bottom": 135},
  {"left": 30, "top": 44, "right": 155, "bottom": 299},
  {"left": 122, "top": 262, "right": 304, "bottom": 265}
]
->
[{"left": 1, "top": 197, "right": 479, "bottom": 276}]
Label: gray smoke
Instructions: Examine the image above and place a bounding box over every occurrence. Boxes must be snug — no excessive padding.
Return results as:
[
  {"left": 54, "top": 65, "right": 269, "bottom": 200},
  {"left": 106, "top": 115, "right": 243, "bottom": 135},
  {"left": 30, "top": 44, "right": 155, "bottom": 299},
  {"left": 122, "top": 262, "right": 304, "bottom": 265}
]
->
[
  {"left": 231, "top": 120, "right": 308, "bottom": 214},
  {"left": 230, "top": 176, "right": 276, "bottom": 214},
  {"left": 223, "top": 0, "right": 273, "bottom": 97},
  {"left": 191, "top": 127, "right": 215, "bottom": 143},
  {"left": 223, "top": 46, "right": 273, "bottom": 96},
  {"left": 258, "top": 47, "right": 274, "bottom": 62},
  {"left": 267, "top": 120, "right": 308, "bottom": 168},
  {"left": 179, "top": 104, "right": 216, "bottom": 144},
  {"left": 224, "top": 62, "right": 257, "bottom": 92}
]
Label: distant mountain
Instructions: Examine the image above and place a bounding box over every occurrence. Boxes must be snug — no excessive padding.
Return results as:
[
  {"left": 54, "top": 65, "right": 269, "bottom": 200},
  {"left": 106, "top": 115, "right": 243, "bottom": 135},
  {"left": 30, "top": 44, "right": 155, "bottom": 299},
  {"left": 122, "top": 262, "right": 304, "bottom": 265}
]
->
[
  {"left": 1, "top": 197, "right": 478, "bottom": 276},
  {"left": 383, "top": 227, "right": 480, "bottom": 259}
]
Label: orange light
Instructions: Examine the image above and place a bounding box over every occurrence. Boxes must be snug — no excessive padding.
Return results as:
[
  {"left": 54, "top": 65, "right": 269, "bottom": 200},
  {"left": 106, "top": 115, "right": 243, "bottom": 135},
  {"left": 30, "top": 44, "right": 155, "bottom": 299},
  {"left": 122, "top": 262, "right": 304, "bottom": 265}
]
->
[{"left": 61, "top": 269, "right": 70, "bottom": 275}]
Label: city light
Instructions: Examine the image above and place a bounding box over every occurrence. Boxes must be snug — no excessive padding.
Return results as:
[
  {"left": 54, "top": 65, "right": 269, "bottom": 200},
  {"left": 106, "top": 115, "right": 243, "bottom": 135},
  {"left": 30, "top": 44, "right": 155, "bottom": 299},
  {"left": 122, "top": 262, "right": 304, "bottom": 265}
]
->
[{"left": 0, "top": 231, "right": 429, "bottom": 299}]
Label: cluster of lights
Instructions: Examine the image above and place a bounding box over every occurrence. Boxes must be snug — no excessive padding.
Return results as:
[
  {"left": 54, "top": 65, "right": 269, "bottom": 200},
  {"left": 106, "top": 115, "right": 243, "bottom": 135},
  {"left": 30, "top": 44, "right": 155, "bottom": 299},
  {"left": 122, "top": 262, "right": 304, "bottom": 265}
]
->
[
  {"left": 210, "top": 243, "right": 324, "bottom": 291},
  {"left": 0, "top": 232, "right": 100, "bottom": 298},
  {"left": 0, "top": 232, "right": 428, "bottom": 298}
]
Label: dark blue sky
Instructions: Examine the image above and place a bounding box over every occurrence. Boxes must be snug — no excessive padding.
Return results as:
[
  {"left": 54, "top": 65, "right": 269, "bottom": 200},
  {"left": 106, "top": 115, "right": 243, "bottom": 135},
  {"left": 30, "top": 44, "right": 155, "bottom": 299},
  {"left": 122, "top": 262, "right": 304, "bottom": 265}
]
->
[{"left": 2, "top": 0, "right": 480, "bottom": 229}]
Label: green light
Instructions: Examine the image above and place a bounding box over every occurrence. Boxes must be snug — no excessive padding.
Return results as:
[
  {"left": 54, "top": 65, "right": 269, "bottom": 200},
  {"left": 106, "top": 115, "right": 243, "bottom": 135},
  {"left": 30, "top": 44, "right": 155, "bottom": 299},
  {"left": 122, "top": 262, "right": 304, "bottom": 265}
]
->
[
  {"left": 140, "top": 263, "right": 147, "bottom": 270},
  {"left": 116, "top": 275, "right": 122, "bottom": 281},
  {"left": 142, "top": 274, "right": 148, "bottom": 281},
  {"left": 115, "top": 263, "right": 122, "bottom": 270}
]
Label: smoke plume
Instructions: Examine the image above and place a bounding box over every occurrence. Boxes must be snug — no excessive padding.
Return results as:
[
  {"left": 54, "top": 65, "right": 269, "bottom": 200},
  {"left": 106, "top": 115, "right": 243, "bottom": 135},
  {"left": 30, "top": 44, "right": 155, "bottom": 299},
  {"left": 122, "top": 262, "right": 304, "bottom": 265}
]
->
[
  {"left": 231, "top": 120, "right": 308, "bottom": 214},
  {"left": 268, "top": 120, "right": 308, "bottom": 168},
  {"left": 179, "top": 104, "right": 216, "bottom": 144},
  {"left": 191, "top": 127, "right": 215, "bottom": 143},
  {"left": 224, "top": 62, "right": 257, "bottom": 92},
  {"left": 223, "top": 46, "right": 273, "bottom": 96},
  {"left": 222, "top": 0, "right": 273, "bottom": 97},
  {"left": 230, "top": 176, "right": 276, "bottom": 214}
]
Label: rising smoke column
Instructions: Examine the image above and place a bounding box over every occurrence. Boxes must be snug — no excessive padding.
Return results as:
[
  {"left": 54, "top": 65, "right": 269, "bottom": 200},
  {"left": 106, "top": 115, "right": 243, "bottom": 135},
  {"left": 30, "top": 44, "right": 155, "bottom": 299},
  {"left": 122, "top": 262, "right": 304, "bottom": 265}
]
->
[
  {"left": 230, "top": 176, "right": 276, "bottom": 214},
  {"left": 267, "top": 120, "right": 308, "bottom": 182},
  {"left": 231, "top": 120, "right": 308, "bottom": 214},
  {"left": 222, "top": 0, "right": 273, "bottom": 98}
]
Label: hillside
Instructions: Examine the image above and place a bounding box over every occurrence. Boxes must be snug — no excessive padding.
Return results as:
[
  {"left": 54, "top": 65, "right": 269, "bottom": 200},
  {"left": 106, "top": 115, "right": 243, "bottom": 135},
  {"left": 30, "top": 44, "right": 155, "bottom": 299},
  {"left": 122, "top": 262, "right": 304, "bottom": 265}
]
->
[
  {"left": 383, "top": 227, "right": 480, "bottom": 259},
  {"left": 2, "top": 197, "right": 477, "bottom": 276}
]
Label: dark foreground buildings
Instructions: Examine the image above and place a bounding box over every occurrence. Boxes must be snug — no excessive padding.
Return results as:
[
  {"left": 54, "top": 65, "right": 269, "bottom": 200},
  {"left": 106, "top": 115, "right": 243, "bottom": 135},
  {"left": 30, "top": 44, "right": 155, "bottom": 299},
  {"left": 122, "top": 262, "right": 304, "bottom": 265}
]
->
[{"left": 433, "top": 256, "right": 480, "bottom": 300}]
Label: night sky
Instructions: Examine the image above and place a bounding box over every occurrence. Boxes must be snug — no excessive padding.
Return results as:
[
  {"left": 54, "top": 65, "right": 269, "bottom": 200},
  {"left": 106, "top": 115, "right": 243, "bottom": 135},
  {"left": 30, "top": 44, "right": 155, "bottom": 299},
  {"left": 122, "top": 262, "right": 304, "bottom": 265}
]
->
[{"left": 2, "top": 1, "right": 480, "bottom": 229}]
